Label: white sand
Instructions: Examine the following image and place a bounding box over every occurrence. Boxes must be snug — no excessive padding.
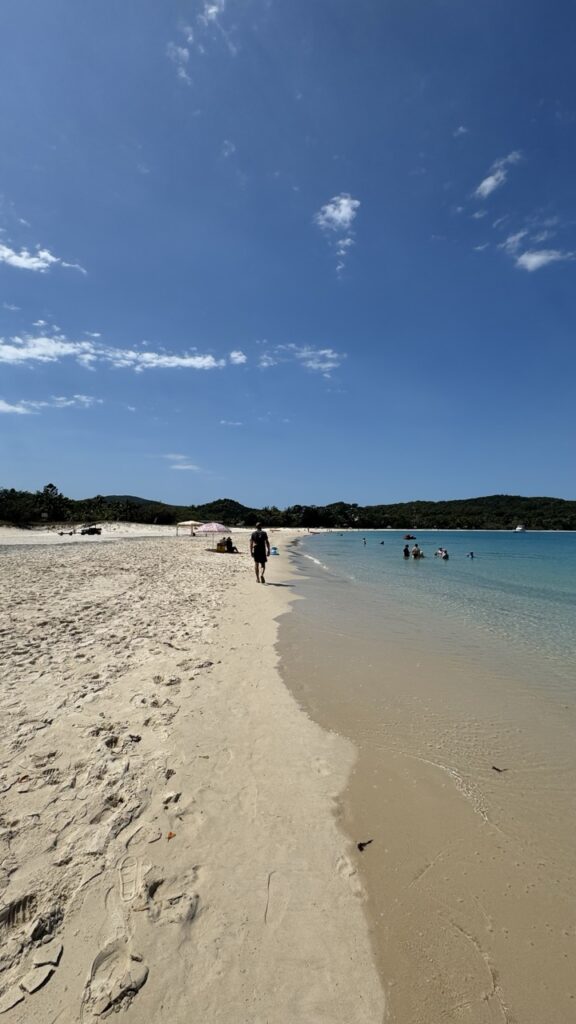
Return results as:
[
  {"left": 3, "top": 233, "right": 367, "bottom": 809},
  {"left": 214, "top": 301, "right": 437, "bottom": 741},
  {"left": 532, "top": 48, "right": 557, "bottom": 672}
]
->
[{"left": 0, "top": 537, "right": 384, "bottom": 1022}]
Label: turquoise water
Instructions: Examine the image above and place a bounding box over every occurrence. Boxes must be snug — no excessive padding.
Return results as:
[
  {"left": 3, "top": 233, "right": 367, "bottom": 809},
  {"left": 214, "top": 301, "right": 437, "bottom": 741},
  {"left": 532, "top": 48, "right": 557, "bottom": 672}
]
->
[{"left": 298, "top": 531, "right": 576, "bottom": 683}]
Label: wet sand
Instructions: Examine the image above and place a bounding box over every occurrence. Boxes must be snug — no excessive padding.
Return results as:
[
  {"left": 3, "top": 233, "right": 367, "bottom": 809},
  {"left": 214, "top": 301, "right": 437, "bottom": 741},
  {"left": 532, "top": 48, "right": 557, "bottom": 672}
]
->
[{"left": 280, "top": 545, "right": 576, "bottom": 1023}]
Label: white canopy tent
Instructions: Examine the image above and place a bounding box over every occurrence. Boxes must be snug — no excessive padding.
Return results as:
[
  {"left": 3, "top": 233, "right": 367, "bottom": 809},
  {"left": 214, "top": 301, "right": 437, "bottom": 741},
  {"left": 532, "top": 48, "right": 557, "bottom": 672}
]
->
[{"left": 176, "top": 520, "right": 204, "bottom": 536}]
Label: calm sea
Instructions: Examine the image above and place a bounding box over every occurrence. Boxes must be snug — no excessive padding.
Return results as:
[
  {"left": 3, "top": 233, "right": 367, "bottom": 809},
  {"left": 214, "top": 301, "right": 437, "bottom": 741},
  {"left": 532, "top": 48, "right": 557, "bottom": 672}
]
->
[{"left": 295, "top": 530, "right": 576, "bottom": 691}]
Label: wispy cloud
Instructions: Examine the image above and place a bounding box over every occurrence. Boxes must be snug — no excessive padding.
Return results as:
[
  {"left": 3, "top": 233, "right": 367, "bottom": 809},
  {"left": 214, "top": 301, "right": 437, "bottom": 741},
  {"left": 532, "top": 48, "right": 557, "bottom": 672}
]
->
[
  {"left": 194, "top": 1, "right": 236, "bottom": 55},
  {"left": 0, "top": 242, "right": 86, "bottom": 274},
  {"left": 314, "top": 193, "right": 360, "bottom": 276},
  {"left": 315, "top": 193, "right": 360, "bottom": 232},
  {"left": 515, "top": 249, "right": 574, "bottom": 272},
  {"left": 166, "top": 41, "right": 191, "bottom": 85},
  {"left": 498, "top": 225, "right": 573, "bottom": 271},
  {"left": 161, "top": 453, "right": 201, "bottom": 471},
  {"left": 2, "top": 302, "right": 20, "bottom": 311},
  {"left": 474, "top": 151, "right": 522, "bottom": 200},
  {"left": 258, "top": 343, "right": 346, "bottom": 378},
  {"left": 453, "top": 125, "right": 469, "bottom": 138},
  {"left": 199, "top": 0, "right": 226, "bottom": 25},
  {"left": 500, "top": 230, "right": 528, "bottom": 256},
  {"left": 0, "top": 398, "right": 31, "bottom": 415},
  {"left": 0, "top": 331, "right": 241, "bottom": 371},
  {"left": 220, "top": 419, "right": 243, "bottom": 426},
  {"left": 228, "top": 349, "right": 246, "bottom": 364},
  {"left": 221, "top": 139, "right": 236, "bottom": 158},
  {"left": 0, "top": 394, "right": 102, "bottom": 415}
]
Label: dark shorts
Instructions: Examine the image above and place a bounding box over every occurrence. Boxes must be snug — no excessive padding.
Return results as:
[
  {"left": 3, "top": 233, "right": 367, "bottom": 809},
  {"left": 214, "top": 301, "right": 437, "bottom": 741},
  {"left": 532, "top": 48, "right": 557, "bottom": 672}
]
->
[{"left": 252, "top": 549, "right": 267, "bottom": 565}]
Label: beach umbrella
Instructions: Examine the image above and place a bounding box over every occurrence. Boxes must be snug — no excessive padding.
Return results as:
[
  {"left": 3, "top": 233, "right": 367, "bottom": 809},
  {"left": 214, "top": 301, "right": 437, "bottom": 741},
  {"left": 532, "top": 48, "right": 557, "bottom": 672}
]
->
[
  {"left": 176, "top": 519, "right": 204, "bottom": 536},
  {"left": 196, "top": 522, "right": 229, "bottom": 533}
]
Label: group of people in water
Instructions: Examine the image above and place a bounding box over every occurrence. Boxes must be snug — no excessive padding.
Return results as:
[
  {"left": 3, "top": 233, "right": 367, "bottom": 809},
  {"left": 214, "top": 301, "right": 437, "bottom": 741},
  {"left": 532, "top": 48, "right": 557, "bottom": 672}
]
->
[
  {"left": 401, "top": 543, "right": 476, "bottom": 560},
  {"left": 403, "top": 542, "right": 440, "bottom": 560},
  {"left": 401, "top": 542, "right": 449, "bottom": 560}
]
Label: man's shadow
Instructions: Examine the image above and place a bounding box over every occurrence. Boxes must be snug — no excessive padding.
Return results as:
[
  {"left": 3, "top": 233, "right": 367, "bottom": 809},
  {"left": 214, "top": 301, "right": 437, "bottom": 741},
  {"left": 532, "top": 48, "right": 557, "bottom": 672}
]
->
[{"left": 264, "top": 582, "right": 294, "bottom": 588}]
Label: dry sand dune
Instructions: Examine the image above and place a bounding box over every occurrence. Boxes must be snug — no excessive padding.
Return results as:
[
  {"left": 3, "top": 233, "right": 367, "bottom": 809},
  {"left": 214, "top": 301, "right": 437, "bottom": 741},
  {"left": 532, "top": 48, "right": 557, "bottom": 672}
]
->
[{"left": 0, "top": 537, "right": 384, "bottom": 1022}]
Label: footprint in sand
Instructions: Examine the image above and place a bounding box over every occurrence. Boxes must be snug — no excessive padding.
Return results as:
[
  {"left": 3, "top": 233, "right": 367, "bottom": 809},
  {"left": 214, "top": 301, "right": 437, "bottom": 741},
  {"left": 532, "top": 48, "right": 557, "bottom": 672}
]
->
[
  {"left": 81, "top": 939, "right": 148, "bottom": 1019},
  {"left": 118, "top": 855, "right": 139, "bottom": 902},
  {"left": 264, "top": 871, "right": 291, "bottom": 930},
  {"left": 0, "top": 893, "right": 37, "bottom": 932},
  {"left": 133, "top": 868, "right": 199, "bottom": 926},
  {"left": 335, "top": 854, "right": 364, "bottom": 898}
]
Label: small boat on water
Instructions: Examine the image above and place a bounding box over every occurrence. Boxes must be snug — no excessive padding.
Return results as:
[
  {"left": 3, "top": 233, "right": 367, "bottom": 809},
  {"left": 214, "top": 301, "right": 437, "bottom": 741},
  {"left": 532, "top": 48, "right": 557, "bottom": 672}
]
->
[
  {"left": 514, "top": 524, "right": 526, "bottom": 532},
  {"left": 404, "top": 534, "right": 416, "bottom": 540}
]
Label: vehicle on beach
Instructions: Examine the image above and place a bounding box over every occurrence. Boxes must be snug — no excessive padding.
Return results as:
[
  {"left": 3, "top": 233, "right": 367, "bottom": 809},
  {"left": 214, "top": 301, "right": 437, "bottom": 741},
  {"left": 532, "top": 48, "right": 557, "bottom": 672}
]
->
[{"left": 80, "top": 525, "right": 102, "bottom": 536}]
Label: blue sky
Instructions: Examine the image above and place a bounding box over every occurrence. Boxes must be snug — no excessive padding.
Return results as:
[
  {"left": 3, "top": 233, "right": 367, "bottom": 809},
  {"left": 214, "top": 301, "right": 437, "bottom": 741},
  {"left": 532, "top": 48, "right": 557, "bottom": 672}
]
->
[{"left": 1, "top": 0, "right": 575, "bottom": 506}]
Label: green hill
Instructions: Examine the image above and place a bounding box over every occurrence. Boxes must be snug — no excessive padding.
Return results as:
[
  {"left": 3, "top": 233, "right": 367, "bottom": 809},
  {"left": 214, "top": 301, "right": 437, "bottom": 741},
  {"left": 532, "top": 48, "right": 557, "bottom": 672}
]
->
[{"left": 1, "top": 485, "right": 575, "bottom": 530}]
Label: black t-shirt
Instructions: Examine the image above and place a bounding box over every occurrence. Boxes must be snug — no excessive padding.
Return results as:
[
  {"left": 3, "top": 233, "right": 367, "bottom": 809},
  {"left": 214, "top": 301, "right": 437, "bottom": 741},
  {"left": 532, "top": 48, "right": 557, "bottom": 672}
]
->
[{"left": 251, "top": 529, "right": 268, "bottom": 555}]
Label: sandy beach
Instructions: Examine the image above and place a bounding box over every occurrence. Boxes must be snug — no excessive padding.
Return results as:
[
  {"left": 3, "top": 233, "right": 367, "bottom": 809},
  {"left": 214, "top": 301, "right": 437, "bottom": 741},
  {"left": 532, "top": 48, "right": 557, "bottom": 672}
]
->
[{"left": 0, "top": 532, "right": 384, "bottom": 1022}]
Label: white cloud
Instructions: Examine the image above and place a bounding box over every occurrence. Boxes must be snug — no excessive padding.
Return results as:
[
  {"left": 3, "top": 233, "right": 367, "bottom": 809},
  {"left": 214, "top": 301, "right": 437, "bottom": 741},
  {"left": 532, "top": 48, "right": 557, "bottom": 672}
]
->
[
  {"left": 315, "top": 193, "right": 360, "bottom": 233},
  {"left": 162, "top": 453, "right": 201, "bottom": 471},
  {"left": 515, "top": 249, "right": 574, "bottom": 272},
  {"left": 258, "top": 343, "right": 346, "bottom": 378},
  {"left": 221, "top": 139, "right": 236, "bottom": 158},
  {"left": 166, "top": 41, "right": 191, "bottom": 85},
  {"left": 474, "top": 151, "right": 522, "bottom": 200},
  {"left": 258, "top": 354, "right": 278, "bottom": 369},
  {"left": 0, "top": 332, "right": 238, "bottom": 372},
  {"left": 500, "top": 229, "right": 528, "bottom": 255},
  {"left": 288, "top": 345, "right": 344, "bottom": 374},
  {"left": 0, "top": 398, "right": 31, "bottom": 414},
  {"left": 199, "top": 1, "right": 226, "bottom": 26},
  {"left": 220, "top": 419, "right": 243, "bottom": 426},
  {"left": 0, "top": 243, "right": 85, "bottom": 274},
  {"left": 314, "top": 193, "right": 360, "bottom": 275},
  {"left": 25, "top": 394, "right": 103, "bottom": 410},
  {"left": 474, "top": 243, "right": 490, "bottom": 252},
  {"left": 472, "top": 210, "right": 487, "bottom": 220},
  {"left": 2, "top": 302, "right": 20, "bottom": 311},
  {"left": 0, "top": 394, "right": 102, "bottom": 414},
  {"left": 453, "top": 125, "right": 469, "bottom": 137},
  {"left": 229, "top": 349, "right": 246, "bottom": 364},
  {"left": 0, "top": 335, "right": 95, "bottom": 365}
]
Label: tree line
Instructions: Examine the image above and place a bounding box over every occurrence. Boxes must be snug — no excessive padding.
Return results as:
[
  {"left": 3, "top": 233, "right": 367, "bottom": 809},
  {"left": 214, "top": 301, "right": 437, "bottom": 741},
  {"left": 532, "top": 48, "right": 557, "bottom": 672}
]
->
[{"left": 1, "top": 485, "right": 575, "bottom": 531}]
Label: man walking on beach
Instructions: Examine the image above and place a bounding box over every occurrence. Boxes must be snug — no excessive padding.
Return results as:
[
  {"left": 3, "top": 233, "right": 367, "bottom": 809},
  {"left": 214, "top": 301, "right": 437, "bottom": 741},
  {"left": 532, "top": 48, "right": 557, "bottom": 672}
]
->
[{"left": 250, "top": 522, "right": 270, "bottom": 584}]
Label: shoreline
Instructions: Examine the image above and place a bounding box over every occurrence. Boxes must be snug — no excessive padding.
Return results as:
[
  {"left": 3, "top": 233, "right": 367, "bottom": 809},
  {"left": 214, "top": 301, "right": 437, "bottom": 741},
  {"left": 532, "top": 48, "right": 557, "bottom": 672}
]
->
[
  {"left": 279, "top": 534, "right": 576, "bottom": 1024},
  {"left": 0, "top": 535, "right": 384, "bottom": 1022}
]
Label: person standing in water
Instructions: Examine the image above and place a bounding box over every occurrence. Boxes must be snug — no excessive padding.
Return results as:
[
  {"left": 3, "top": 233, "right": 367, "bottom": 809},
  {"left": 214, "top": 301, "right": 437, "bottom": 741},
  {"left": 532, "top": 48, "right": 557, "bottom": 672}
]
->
[
  {"left": 403, "top": 544, "right": 410, "bottom": 558},
  {"left": 250, "top": 522, "right": 271, "bottom": 584}
]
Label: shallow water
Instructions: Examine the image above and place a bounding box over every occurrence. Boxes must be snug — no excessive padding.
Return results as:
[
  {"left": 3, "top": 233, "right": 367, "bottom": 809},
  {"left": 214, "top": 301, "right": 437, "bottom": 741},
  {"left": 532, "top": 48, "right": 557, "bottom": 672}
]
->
[
  {"left": 279, "top": 531, "right": 576, "bottom": 1024},
  {"left": 299, "top": 530, "right": 576, "bottom": 691}
]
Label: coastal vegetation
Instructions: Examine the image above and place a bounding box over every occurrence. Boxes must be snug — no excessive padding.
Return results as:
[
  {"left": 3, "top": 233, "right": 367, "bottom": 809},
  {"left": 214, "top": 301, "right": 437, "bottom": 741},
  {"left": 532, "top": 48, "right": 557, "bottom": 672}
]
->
[{"left": 1, "top": 485, "right": 575, "bottom": 531}]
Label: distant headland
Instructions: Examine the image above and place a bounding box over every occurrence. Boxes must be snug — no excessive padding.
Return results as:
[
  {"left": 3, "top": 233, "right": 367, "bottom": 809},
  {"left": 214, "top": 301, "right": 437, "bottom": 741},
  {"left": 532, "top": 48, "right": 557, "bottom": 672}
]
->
[{"left": 1, "top": 485, "right": 575, "bottom": 531}]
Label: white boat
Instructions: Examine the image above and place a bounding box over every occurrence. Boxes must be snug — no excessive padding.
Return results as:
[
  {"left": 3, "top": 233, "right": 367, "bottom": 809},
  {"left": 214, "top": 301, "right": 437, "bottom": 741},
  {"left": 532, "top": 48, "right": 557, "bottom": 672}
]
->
[{"left": 515, "top": 524, "right": 526, "bottom": 532}]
